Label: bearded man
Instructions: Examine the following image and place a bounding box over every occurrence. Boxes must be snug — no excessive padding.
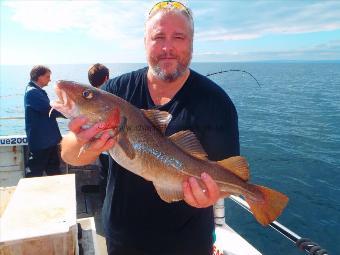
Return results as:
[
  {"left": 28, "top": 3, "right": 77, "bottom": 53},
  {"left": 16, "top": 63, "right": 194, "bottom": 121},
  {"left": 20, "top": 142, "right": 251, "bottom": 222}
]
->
[{"left": 61, "top": 2, "right": 239, "bottom": 254}]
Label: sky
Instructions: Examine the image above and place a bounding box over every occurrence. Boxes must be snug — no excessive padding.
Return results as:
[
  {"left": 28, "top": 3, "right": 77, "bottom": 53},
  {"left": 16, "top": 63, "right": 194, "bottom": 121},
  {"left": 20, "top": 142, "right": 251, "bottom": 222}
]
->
[{"left": 1, "top": 0, "right": 340, "bottom": 65}]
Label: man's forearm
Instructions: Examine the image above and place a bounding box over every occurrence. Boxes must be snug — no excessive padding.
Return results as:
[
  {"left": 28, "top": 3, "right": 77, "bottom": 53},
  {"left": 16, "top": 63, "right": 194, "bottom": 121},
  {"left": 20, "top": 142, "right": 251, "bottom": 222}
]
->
[{"left": 60, "top": 132, "right": 99, "bottom": 166}]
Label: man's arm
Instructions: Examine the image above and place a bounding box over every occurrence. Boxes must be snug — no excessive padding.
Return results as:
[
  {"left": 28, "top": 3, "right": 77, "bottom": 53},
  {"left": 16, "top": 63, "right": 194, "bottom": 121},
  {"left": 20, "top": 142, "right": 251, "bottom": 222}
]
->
[
  {"left": 61, "top": 117, "right": 116, "bottom": 166},
  {"left": 26, "top": 90, "right": 51, "bottom": 114},
  {"left": 25, "top": 89, "right": 65, "bottom": 118},
  {"left": 51, "top": 109, "right": 66, "bottom": 119}
]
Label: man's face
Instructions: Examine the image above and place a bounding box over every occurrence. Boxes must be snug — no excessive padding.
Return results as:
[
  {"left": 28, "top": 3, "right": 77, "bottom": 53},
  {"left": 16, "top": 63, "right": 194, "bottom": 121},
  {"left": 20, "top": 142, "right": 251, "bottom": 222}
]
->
[
  {"left": 37, "top": 72, "right": 51, "bottom": 87},
  {"left": 145, "top": 11, "right": 193, "bottom": 82}
]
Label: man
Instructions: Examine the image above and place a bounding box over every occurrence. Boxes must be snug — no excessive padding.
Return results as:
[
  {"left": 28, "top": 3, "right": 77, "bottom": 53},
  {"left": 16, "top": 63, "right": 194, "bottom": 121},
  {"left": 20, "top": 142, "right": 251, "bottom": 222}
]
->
[
  {"left": 88, "top": 63, "right": 110, "bottom": 88},
  {"left": 61, "top": 2, "right": 239, "bottom": 254},
  {"left": 24, "top": 65, "right": 64, "bottom": 177}
]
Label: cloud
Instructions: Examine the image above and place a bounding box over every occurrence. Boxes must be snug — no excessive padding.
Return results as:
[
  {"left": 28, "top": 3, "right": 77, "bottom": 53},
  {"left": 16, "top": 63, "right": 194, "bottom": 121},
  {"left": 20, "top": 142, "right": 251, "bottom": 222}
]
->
[
  {"left": 195, "top": 29, "right": 261, "bottom": 41},
  {"left": 316, "top": 39, "right": 340, "bottom": 50},
  {"left": 195, "top": 39, "right": 340, "bottom": 61},
  {"left": 194, "top": 1, "right": 340, "bottom": 42},
  {"left": 3, "top": 0, "right": 152, "bottom": 42},
  {"left": 2, "top": 0, "right": 340, "bottom": 63},
  {"left": 5, "top": 1, "right": 340, "bottom": 43}
]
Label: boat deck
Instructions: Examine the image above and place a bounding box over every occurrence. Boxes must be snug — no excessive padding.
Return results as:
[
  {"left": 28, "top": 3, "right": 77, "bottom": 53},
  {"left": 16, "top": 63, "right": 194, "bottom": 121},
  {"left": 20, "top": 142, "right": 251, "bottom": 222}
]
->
[{"left": 66, "top": 163, "right": 109, "bottom": 255}]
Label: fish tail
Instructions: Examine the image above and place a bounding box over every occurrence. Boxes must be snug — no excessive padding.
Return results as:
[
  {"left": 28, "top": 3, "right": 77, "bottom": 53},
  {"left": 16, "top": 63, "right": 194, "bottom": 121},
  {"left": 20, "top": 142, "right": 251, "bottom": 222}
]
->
[{"left": 245, "top": 185, "right": 288, "bottom": 225}]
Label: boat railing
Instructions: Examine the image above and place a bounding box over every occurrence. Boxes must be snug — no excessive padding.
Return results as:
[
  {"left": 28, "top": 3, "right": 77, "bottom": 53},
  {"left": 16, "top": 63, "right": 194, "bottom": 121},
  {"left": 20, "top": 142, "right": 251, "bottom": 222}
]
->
[
  {"left": 0, "top": 117, "right": 25, "bottom": 120},
  {"left": 228, "top": 196, "right": 328, "bottom": 255}
]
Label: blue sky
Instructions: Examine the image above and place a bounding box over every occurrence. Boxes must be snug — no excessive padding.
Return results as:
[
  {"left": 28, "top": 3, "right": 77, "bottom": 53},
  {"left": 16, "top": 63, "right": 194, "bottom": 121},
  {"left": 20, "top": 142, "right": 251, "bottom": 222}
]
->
[{"left": 1, "top": 0, "right": 340, "bottom": 65}]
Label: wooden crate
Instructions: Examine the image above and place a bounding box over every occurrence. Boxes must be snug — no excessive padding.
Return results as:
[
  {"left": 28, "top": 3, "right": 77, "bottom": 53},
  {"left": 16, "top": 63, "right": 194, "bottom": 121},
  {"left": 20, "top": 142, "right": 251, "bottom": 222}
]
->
[
  {"left": 0, "top": 186, "right": 16, "bottom": 217},
  {"left": 0, "top": 174, "right": 78, "bottom": 255}
]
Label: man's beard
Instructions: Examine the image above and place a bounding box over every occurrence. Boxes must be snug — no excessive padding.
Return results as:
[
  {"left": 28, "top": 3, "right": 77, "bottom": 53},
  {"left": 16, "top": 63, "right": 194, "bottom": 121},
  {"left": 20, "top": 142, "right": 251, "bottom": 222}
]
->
[{"left": 149, "top": 53, "right": 192, "bottom": 82}]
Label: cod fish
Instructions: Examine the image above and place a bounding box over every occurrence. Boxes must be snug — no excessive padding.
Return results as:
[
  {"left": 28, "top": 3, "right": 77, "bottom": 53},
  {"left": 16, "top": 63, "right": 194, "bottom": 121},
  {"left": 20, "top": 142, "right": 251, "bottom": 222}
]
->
[{"left": 51, "top": 80, "right": 288, "bottom": 225}]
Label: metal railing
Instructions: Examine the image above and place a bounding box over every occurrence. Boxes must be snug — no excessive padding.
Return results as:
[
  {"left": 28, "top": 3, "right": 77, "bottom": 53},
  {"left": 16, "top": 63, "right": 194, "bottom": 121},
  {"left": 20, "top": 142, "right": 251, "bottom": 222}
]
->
[{"left": 0, "top": 116, "right": 25, "bottom": 120}]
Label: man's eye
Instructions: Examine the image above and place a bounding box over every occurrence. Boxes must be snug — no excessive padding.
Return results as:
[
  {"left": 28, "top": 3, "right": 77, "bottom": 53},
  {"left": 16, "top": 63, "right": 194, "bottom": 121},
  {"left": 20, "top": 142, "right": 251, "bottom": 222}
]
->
[{"left": 153, "top": 35, "right": 164, "bottom": 40}]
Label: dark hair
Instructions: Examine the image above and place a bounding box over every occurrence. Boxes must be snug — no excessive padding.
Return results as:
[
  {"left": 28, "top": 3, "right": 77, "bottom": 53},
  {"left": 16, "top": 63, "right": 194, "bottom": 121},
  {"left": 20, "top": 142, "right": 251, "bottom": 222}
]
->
[
  {"left": 88, "top": 63, "right": 110, "bottom": 88},
  {"left": 30, "top": 65, "right": 51, "bottom": 82}
]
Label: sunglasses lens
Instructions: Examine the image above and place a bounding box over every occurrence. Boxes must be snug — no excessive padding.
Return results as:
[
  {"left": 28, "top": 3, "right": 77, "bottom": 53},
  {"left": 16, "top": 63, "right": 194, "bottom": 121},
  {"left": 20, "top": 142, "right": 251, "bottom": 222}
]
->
[{"left": 149, "top": 1, "right": 190, "bottom": 17}]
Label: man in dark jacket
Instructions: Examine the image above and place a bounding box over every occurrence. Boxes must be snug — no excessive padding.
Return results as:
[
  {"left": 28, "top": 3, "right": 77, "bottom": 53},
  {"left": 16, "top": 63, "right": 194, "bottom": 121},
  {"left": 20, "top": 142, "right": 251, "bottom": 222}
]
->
[{"left": 24, "top": 65, "right": 63, "bottom": 177}]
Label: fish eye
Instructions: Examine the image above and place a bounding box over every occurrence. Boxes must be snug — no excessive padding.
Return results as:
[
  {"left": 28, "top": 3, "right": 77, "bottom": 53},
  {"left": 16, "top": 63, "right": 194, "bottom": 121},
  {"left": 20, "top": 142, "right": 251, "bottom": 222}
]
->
[{"left": 82, "top": 90, "right": 93, "bottom": 99}]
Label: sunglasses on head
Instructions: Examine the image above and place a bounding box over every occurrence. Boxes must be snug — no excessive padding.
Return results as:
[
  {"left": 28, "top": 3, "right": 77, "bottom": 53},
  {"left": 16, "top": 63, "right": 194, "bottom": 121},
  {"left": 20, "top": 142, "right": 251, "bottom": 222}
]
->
[{"left": 149, "top": 1, "right": 191, "bottom": 18}]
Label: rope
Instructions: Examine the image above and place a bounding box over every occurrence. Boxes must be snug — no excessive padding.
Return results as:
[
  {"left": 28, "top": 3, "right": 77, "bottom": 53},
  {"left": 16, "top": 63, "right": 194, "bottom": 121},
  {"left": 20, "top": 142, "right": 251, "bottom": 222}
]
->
[{"left": 296, "top": 238, "right": 328, "bottom": 255}]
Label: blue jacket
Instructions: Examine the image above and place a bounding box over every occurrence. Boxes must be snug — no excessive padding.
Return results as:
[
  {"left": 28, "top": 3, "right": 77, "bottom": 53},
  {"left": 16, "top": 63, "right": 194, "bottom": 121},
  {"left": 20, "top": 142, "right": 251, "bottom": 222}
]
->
[{"left": 24, "top": 81, "right": 63, "bottom": 151}]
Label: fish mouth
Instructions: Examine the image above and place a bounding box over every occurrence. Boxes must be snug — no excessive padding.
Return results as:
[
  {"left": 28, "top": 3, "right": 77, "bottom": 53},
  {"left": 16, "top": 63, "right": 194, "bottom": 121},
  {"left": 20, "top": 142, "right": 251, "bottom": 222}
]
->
[{"left": 49, "top": 81, "right": 77, "bottom": 119}]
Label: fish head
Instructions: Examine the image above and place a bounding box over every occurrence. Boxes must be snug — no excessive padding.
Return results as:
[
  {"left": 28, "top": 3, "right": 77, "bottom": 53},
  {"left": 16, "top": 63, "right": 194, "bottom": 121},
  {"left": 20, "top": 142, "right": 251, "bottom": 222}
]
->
[{"left": 51, "top": 80, "right": 121, "bottom": 130}]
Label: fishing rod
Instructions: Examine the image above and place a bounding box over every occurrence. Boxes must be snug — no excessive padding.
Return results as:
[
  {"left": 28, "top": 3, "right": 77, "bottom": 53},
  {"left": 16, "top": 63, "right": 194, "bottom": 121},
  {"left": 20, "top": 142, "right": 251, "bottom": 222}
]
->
[
  {"left": 206, "top": 69, "right": 262, "bottom": 88},
  {"left": 229, "top": 195, "right": 328, "bottom": 255}
]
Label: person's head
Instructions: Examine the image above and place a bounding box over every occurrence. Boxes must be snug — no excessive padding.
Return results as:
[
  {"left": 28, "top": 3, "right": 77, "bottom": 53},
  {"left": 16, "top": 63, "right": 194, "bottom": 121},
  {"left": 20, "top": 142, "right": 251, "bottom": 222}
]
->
[
  {"left": 88, "top": 63, "right": 110, "bottom": 88},
  {"left": 145, "top": 1, "right": 194, "bottom": 82},
  {"left": 30, "top": 65, "right": 51, "bottom": 87}
]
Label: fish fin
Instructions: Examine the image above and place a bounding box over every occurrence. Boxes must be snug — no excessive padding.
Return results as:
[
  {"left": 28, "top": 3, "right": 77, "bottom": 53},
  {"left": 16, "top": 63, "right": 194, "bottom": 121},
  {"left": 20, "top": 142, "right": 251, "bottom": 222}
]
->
[
  {"left": 217, "top": 156, "right": 250, "bottom": 181},
  {"left": 113, "top": 116, "right": 135, "bottom": 159},
  {"left": 245, "top": 185, "right": 289, "bottom": 225},
  {"left": 117, "top": 133, "right": 135, "bottom": 160},
  {"left": 141, "top": 109, "right": 172, "bottom": 134},
  {"left": 168, "top": 130, "right": 208, "bottom": 160},
  {"left": 154, "top": 184, "right": 183, "bottom": 203}
]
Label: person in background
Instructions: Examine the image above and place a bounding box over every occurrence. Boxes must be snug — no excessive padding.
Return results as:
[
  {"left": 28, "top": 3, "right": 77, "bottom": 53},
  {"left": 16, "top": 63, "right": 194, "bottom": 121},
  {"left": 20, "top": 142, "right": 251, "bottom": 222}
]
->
[
  {"left": 61, "top": 1, "right": 239, "bottom": 255},
  {"left": 24, "top": 65, "right": 64, "bottom": 177},
  {"left": 88, "top": 63, "right": 110, "bottom": 88},
  {"left": 87, "top": 63, "right": 111, "bottom": 194}
]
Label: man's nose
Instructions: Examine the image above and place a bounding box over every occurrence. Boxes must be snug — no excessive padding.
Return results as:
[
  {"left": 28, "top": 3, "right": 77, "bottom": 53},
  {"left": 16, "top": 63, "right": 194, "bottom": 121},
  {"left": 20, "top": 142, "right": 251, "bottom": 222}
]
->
[{"left": 161, "top": 39, "right": 174, "bottom": 52}]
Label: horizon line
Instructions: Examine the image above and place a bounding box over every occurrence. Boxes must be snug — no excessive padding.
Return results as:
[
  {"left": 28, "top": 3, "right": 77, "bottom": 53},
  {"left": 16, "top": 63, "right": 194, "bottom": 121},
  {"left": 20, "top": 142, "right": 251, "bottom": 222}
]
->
[{"left": 1, "top": 59, "right": 340, "bottom": 66}]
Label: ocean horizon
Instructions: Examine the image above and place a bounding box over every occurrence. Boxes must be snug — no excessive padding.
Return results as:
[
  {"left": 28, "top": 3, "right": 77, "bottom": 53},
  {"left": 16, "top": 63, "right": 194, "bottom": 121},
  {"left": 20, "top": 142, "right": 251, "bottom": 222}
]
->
[{"left": 1, "top": 62, "right": 339, "bottom": 255}]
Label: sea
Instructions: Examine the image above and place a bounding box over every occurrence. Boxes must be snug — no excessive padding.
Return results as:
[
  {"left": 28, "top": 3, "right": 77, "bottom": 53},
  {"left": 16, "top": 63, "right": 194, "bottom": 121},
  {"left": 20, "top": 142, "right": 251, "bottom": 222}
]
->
[{"left": 0, "top": 62, "right": 339, "bottom": 255}]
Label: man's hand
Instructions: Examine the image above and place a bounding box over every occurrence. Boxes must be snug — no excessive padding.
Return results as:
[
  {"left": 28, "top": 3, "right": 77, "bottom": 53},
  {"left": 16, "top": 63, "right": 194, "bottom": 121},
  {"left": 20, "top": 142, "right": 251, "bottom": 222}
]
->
[
  {"left": 69, "top": 116, "right": 116, "bottom": 153},
  {"left": 183, "top": 172, "right": 226, "bottom": 208},
  {"left": 60, "top": 116, "right": 116, "bottom": 166}
]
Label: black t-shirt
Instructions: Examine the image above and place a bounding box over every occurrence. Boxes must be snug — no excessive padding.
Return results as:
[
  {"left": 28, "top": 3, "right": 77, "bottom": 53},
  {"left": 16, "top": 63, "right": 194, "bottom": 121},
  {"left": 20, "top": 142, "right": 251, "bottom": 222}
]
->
[{"left": 101, "top": 67, "right": 240, "bottom": 254}]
